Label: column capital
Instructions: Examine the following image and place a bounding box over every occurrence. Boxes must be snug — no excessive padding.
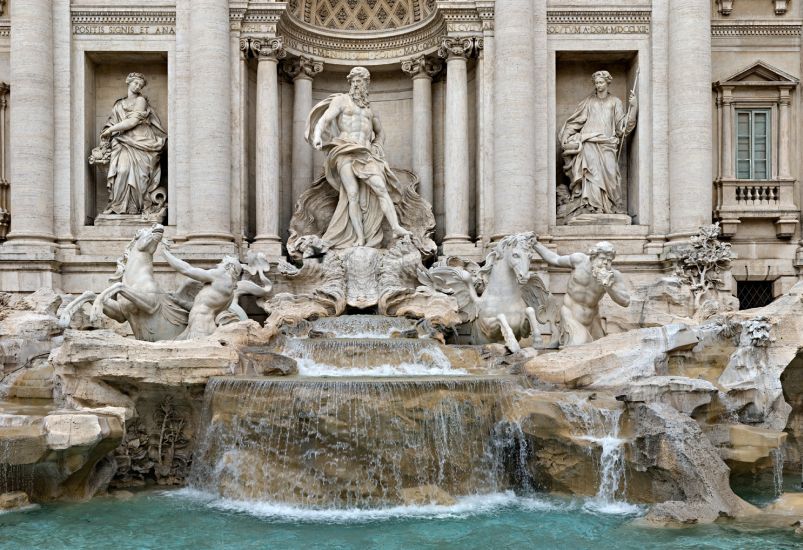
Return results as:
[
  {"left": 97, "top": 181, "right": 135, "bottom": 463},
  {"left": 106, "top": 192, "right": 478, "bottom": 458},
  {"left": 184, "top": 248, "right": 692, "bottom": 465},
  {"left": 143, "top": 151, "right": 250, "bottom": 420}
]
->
[
  {"left": 400, "top": 55, "right": 442, "bottom": 80},
  {"left": 244, "top": 37, "right": 286, "bottom": 61},
  {"left": 437, "top": 37, "right": 478, "bottom": 61},
  {"left": 283, "top": 55, "right": 324, "bottom": 81}
]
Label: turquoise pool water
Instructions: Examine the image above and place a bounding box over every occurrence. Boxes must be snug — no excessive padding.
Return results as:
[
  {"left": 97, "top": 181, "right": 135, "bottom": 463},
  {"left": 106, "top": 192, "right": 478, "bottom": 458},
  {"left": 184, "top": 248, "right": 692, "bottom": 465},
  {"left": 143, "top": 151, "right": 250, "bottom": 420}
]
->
[{"left": 1, "top": 487, "right": 801, "bottom": 550}]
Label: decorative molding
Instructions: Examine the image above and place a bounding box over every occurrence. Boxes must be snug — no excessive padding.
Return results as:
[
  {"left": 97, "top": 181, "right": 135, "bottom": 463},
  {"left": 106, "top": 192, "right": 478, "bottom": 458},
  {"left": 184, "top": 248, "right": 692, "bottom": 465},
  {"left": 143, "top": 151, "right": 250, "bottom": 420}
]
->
[
  {"left": 71, "top": 9, "right": 175, "bottom": 36},
  {"left": 546, "top": 10, "right": 650, "bottom": 35},
  {"left": 717, "top": 0, "right": 734, "bottom": 16},
  {"left": 437, "top": 37, "right": 477, "bottom": 60},
  {"left": 283, "top": 55, "right": 324, "bottom": 80},
  {"left": 0, "top": 22, "right": 8, "bottom": 39},
  {"left": 250, "top": 37, "right": 287, "bottom": 61},
  {"left": 712, "top": 20, "right": 802, "bottom": 37},
  {"left": 287, "top": 0, "right": 436, "bottom": 32},
  {"left": 774, "top": 0, "right": 790, "bottom": 16},
  {"left": 276, "top": 8, "right": 449, "bottom": 62},
  {"left": 400, "top": 54, "right": 442, "bottom": 79}
]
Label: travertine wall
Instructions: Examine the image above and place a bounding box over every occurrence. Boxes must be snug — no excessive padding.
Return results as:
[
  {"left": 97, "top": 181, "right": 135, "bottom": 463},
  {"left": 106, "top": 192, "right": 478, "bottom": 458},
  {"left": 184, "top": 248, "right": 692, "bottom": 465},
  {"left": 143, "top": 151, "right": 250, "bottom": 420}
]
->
[{"left": 0, "top": 0, "right": 799, "bottom": 297}]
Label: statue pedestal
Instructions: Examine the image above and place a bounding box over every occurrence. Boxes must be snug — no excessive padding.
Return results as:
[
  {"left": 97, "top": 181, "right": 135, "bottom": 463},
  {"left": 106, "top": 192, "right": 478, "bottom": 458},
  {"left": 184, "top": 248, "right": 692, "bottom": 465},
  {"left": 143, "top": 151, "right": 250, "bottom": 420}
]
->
[
  {"left": 566, "top": 213, "right": 632, "bottom": 226},
  {"left": 95, "top": 213, "right": 165, "bottom": 227}
]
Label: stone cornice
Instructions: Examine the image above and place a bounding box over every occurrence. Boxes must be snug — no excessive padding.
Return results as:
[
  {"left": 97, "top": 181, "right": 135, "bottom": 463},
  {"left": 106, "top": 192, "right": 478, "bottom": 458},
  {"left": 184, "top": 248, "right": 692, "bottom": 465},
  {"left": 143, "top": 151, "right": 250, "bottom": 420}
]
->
[{"left": 712, "top": 20, "right": 802, "bottom": 37}]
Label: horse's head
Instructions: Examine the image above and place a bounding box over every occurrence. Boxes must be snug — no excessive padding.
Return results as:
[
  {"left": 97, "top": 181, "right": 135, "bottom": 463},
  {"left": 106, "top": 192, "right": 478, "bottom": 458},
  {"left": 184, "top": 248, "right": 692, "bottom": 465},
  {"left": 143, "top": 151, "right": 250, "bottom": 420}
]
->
[
  {"left": 485, "top": 232, "right": 534, "bottom": 285},
  {"left": 110, "top": 224, "right": 163, "bottom": 282},
  {"left": 134, "top": 224, "right": 164, "bottom": 255}
]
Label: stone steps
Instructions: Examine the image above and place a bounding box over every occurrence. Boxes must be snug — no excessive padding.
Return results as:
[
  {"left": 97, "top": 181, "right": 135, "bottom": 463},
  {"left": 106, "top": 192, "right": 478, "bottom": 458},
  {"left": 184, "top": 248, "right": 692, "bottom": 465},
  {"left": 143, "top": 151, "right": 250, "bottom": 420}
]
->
[{"left": 7, "top": 364, "right": 54, "bottom": 399}]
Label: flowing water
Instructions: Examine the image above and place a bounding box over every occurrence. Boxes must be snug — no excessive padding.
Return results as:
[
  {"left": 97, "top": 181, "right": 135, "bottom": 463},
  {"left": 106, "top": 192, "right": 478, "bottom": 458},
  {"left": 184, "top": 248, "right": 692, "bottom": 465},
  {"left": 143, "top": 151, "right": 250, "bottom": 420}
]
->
[
  {"left": 307, "top": 315, "right": 418, "bottom": 338},
  {"left": 276, "top": 338, "right": 468, "bottom": 376},
  {"left": 189, "top": 376, "right": 522, "bottom": 507},
  {"left": 1, "top": 488, "right": 801, "bottom": 550},
  {"left": 557, "top": 396, "right": 631, "bottom": 513},
  {"left": 771, "top": 447, "right": 786, "bottom": 497}
]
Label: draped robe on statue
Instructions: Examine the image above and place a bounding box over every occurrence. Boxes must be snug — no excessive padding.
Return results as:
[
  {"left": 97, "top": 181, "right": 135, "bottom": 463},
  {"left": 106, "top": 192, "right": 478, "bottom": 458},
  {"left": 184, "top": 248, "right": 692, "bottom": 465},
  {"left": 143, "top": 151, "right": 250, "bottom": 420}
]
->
[
  {"left": 104, "top": 99, "right": 166, "bottom": 215},
  {"left": 304, "top": 94, "right": 408, "bottom": 250},
  {"left": 559, "top": 94, "right": 635, "bottom": 216}
]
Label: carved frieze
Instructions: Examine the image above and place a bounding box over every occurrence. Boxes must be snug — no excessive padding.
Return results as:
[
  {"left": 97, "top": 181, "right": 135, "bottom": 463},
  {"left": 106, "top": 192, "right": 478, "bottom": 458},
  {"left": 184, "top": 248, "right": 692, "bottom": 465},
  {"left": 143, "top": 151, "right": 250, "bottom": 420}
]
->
[
  {"left": 546, "top": 10, "right": 650, "bottom": 36},
  {"left": 712, "top": 21, "right": 801, "bottom": 37},
  {"left": 71, "top": 10, "right": 175, "bottom": 36}
]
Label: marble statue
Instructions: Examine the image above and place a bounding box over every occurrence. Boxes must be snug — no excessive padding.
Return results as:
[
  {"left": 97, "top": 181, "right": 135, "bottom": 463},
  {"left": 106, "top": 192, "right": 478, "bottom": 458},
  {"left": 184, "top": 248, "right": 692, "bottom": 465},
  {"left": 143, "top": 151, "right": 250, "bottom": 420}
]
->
[
  {"left": 531, "top": 238, "right": 630, "bottom": 346},
  {"left": 420, "top": 233, "right": 555, "bottom": 352},
  {"left": 308, "top": 66, "right": 410, "bottom": 248},
  {"left": 90, "top": 72, "right": 167, "bottom": 221},
  {"left": 558, "top": 70, "right": 637, "bottom": 221},
  {"left": 58, "top": 224, "right": 198, "bottom": 341},
  {"left": 162, "top": 246, "right": 272, "bottom": 340}
]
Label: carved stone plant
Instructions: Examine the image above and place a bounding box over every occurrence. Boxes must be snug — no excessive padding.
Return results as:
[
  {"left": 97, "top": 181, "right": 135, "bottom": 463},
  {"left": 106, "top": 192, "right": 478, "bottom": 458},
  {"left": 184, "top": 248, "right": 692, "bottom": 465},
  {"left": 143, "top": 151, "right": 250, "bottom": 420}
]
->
[
  {"left": 112, "top": 396, "right": 191, "bottom": 487},
  {"left": 673, "top": 223, "right": 736, "bottom": 310}
]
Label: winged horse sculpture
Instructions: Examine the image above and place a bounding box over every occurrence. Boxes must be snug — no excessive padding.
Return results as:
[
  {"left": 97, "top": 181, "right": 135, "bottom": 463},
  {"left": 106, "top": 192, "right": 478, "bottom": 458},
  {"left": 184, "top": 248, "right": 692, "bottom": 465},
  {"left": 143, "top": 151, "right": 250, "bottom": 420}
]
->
[{"left": 419, "top": 232, "right": 557, "bottom": 352}]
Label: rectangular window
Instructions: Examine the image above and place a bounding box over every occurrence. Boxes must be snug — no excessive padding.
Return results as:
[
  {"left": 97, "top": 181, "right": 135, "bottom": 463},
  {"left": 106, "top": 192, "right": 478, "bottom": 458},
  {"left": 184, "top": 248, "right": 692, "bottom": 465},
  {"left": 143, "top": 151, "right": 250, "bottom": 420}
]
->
[{"left": 735, "top": 109, "right": 771, "bottom": 180}]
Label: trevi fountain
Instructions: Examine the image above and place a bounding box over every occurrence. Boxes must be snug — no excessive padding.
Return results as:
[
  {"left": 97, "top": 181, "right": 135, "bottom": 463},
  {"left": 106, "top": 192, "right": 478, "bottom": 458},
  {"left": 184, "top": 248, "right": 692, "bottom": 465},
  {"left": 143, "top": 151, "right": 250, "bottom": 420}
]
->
[{"left": 2, "top": 1, "right": 803, "bottom": 549}]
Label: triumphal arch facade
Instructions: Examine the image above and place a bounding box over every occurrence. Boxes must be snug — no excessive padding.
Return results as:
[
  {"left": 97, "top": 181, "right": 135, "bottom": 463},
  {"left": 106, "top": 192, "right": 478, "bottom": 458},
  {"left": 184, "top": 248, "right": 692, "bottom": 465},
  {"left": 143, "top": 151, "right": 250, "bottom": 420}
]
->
[{"left": 0, "top": 1, "right": 801, "bottom": 308}]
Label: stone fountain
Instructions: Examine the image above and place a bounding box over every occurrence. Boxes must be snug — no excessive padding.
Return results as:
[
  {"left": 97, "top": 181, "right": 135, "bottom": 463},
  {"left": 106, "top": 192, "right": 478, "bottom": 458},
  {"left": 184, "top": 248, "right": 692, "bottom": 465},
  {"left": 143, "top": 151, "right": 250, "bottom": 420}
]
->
[{"left": 1, "top": 65, "right": 802, "bottom": 530}]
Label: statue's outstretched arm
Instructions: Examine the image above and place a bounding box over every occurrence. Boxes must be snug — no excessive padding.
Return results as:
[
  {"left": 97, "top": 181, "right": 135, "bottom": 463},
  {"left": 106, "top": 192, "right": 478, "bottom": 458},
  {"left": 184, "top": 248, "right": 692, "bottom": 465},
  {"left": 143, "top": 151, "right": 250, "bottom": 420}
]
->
[
  {"left": 163, "top": 249, "right": 214, "bottom": 284},
  {"left": 607, "top": 271, "right": 631, "bottom": 307},
  {"left": 532, "top": 241, "right": 573, "bottom": 269}
]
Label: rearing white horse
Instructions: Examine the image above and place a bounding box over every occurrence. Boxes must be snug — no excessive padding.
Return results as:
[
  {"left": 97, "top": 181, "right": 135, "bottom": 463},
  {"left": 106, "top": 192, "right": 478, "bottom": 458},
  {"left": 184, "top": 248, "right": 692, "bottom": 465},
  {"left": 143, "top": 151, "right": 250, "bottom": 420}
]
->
[{"left": 420, "top": 233, "right": 557, "bottom": 352}]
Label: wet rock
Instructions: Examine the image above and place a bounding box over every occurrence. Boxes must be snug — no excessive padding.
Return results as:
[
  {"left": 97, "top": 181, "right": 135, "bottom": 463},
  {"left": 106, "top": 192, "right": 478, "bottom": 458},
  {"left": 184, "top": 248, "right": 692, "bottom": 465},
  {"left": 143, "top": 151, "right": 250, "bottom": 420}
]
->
[
  {"left": 0, "top": 491, "right": 31, "bottom": 511},
  {"left": 401, "top": 485, "right": 456, "bottom": 506}
]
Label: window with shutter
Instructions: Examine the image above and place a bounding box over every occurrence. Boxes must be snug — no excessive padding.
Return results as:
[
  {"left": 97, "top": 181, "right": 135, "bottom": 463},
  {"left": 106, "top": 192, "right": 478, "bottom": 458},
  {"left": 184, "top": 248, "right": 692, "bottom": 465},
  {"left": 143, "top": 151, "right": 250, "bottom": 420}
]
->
[{"left": 734, "top": 109, "right": 771, "bottom": 180}]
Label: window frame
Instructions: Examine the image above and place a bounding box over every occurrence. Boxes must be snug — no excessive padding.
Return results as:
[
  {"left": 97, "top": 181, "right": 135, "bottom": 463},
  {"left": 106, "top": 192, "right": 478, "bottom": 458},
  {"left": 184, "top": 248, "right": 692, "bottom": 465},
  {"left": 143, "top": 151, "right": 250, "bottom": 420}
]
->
[{"left": 734, "top": 107, "right": 772, "bottom": 181}]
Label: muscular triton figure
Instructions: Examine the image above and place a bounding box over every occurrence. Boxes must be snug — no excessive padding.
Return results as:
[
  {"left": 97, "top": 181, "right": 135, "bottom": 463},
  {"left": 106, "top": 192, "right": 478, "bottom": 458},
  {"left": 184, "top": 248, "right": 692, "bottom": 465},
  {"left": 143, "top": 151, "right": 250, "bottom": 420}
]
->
[
  {"left": 531, "top": 238, "right": 630, "bottom": 346},
  {"left": 306, "top": 66, "right": 411, "bottom": 249}
]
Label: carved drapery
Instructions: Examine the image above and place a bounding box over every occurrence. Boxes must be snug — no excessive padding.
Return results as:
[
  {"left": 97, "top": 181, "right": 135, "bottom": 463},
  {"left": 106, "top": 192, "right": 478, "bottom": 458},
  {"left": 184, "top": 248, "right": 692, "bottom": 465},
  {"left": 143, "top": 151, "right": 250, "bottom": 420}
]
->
[{"left": 0, "top": 83, "right": 8, "bottom": 239}]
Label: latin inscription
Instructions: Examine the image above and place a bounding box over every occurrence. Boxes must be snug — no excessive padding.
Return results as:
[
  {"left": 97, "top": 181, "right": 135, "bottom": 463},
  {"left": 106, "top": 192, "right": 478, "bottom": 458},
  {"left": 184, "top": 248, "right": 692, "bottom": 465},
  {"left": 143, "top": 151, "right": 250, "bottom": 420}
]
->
[
  {"left": 73, "top": 25, "right": 175, "bottom": 36},
  {"left": 547, "top": 24, "right": 649, "bottom": 35}
]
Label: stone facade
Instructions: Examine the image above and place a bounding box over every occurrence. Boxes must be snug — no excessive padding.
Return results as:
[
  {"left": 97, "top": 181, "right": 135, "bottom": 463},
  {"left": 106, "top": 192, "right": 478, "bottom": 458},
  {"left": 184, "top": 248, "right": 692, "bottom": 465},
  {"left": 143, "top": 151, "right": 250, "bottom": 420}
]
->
[{"left": 0, "top": 1, "right": 801, "bottom": 304}]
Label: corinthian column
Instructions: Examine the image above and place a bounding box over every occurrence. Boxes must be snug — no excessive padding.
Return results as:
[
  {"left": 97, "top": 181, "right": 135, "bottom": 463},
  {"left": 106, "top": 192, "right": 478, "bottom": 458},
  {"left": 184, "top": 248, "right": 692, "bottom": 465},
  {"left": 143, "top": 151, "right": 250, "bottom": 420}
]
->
[
  {"left": 401, "top": 55, "right": 441, "bottom": 207},
  {"left": 6, "top": 0, "right": 55, "bottom": 248},
  {"left": 493, "top": 0, "right": 537, "bottom": 237},
  {"left": 668, "top": 0, "right": 712, "bottom": 239},
  {"left": 438, "top": 38, "right": 474, "bottom": 250},
  {"left": 253, "top": 39, "right": 286, "bottom": 257},
  {"left": 186, "top": 0, "right": 233, "bottom": 247},
  {"left": 284, "top": 56, "right": 323, "bottom": 208}
]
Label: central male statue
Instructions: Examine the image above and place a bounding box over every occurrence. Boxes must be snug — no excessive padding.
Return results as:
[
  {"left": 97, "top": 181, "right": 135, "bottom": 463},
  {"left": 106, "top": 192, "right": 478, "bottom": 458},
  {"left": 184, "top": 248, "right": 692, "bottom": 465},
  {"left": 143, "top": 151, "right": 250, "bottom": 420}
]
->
[
  {"left": 306, "top": 66, "right": 411, "bottom": 249},
  {"left": 531, "top": 239, "right": 630, "bottom": 346}
]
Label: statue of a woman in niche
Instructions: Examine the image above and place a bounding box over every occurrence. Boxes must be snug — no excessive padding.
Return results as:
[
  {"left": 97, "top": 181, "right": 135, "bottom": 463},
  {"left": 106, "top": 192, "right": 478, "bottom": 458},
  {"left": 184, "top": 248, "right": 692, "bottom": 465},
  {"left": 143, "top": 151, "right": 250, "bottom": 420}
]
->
[
  {"left": 558, "top": 70, "right": 637, "bottom": 223},
  {"left": 90, "top": 72, "right": 167, "bottom": 221}
]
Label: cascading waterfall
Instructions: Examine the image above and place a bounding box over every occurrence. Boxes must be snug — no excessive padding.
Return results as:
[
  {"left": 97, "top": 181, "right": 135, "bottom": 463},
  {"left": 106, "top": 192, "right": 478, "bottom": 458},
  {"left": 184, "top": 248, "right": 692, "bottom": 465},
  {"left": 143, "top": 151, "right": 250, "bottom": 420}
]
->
[
  {"left": 558, "top": 397, "right": 627, "bottom": 508},
  {"left": 277, "top": 338, "right": 465, "bottom": 376},
  {"left": 771, "top": 447, "right": 785, "bottom": 497},
  {"left": 189, "top": 376, "right": 522, "bottom": 508},
  {"left": 0, "top": 438, "right": 34, "bottom": 496},
  {"left": 307, "top": 315, "right": 418, "bottom": 338}
]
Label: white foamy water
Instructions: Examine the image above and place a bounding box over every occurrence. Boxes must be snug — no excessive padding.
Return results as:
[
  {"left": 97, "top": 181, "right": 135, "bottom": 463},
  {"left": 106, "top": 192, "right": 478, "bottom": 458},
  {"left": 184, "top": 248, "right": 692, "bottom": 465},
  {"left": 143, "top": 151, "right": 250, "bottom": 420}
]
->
[
  {"left": 295, "top": 358, "right": 468, "bottom": 377},
  {"left": 169, "top": 489, "right": 637, "bottom": 524}
]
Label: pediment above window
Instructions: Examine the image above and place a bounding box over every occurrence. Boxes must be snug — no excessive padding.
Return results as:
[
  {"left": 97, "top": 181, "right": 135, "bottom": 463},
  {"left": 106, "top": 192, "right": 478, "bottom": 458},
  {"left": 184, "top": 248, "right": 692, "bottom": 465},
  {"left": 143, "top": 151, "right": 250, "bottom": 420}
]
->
[{"left": 715, "top": 60, "right": 798, "bottom": 89}]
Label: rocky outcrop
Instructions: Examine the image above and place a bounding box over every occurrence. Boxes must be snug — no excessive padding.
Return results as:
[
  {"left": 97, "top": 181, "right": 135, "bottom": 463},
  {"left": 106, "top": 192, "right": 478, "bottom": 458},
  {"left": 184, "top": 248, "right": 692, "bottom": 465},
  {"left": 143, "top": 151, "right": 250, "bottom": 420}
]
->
[{"left": 0, "top": 409, "right": 123, "bottom": 502}]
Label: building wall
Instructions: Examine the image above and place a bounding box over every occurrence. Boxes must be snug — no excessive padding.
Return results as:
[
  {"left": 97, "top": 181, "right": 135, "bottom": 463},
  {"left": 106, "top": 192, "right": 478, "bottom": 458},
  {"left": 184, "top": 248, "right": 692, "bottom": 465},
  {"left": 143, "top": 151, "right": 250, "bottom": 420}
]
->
[{"left": 0, "top": 0, "right": 800, "bottom": 298}]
